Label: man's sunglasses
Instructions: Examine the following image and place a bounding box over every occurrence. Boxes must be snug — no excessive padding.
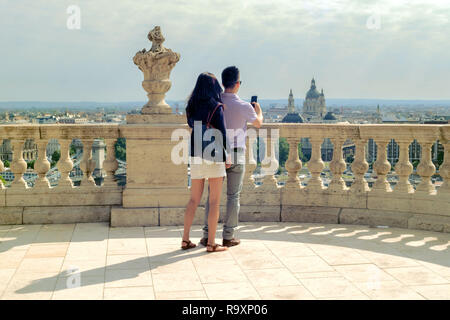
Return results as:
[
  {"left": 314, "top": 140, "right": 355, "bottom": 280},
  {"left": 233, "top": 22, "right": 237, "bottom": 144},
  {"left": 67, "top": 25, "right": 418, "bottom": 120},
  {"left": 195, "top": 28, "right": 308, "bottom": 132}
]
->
[{"left": 236, "top": 80, "right": 242, "bottom": 85}]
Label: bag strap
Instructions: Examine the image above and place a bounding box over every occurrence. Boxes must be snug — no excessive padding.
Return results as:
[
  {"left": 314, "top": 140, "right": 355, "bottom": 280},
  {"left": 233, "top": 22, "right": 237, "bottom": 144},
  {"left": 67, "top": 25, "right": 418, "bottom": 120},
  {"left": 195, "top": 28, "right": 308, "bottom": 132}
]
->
[{"left": 206, "top": 103, "right": 223, "bottom": 128}]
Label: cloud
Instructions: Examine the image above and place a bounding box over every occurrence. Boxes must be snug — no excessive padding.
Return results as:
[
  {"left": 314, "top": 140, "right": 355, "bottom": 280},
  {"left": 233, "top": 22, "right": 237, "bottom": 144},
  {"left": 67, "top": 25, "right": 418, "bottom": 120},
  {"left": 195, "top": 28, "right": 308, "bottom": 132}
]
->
[{"left": 0, "top": 0, "right": 449, "bottom": 101}]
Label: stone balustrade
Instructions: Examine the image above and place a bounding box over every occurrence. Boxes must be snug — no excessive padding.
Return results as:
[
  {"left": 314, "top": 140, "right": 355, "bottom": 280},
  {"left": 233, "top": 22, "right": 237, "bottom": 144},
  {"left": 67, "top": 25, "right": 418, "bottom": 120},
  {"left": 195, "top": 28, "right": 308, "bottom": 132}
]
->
[
  {"left": 1, "top": 122, "right": 449, "bottom": 233},
  {"left": 0, "top": 124, "right": 122, "bottom": 224}
]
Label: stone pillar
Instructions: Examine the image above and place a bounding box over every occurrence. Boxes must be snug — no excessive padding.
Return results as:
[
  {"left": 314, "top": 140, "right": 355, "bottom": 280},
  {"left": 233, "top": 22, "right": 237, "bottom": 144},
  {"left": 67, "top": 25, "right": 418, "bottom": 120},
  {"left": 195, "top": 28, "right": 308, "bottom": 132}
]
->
[
  {"left": 350, "top": 139, "right": 369, "bottom": 193},
  {"left": 307, "top": 137, "right": 324, "bottom": 191},
  {"left": 243, "top": 133, "right": 257, "bottom": 191},
  {"left": 285, "top": 137, "right": 302, "bottom": 189},
  {"left": 328, "top": 137, "right": 347, "bottom": 192},
  {"left": 0, "top": 139, "right": 4, "bottom": 189},
  {"left": 260, "top": 131, "right": 279, "bottom": 190},
  {"left": 372, "top": 139, "right": 392, "bottom": 192},
  {"left": 113, "top": 26, "right": 187, "bottom": 226},
  {"left": 80, "top": 139, "right": 97, "bottom": 187},
  {"left": 10, "top": 139, "right": 28, "bottom": 189},
  {"left": 34, "top": 139, "right": 51, "bottom": 189},
  {"left": 103, "top": 138, "right": 118, "bottom": 187},
  {"left": 56, "top": 139, "right": 74, "bottom": 189},
  {"left": 394, "top": 140, "right": 414, "bottom": 193},
  {"left": 416, "top": 140, "right": 436, "bottom": 194},
  {"left": 439, "top": 141, "right": 450, "bottom": 195}
]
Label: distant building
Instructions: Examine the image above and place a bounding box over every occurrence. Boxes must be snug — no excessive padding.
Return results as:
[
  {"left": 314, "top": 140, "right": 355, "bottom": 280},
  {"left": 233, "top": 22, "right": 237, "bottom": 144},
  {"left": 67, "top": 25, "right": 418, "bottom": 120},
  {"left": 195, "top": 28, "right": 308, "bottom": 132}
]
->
[{"left": 303, "top": 78, "right": 326, "bottom": 120}]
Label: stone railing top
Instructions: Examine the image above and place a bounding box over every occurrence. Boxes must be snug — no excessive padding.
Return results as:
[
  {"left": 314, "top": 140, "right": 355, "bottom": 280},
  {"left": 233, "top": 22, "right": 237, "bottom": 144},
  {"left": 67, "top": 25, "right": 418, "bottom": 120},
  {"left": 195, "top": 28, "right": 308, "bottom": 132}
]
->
[
  {"left": 0, "top": 122, "right": 448, "bottom": 142},
  {"left": 0, "top": 123, "right": 120, "bottom": 140}
]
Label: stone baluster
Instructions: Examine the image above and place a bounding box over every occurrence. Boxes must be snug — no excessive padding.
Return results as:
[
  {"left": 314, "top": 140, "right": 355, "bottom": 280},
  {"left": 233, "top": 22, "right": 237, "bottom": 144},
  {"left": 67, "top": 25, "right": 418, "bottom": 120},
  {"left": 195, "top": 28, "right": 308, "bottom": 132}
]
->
[
  {"left": 438, "top": 141, "right": 450, "bottom": 194},
  {"left": 34, "top": 139, "right": 51, "bottom": 189},
  {"left": 57, "top": 139, "right": 74, "bottom": 188},
  {"left": 80, "top": 139, "right": 97, "bottom": 187},
  {"left": 243, "top": 133, "right": 257, "bottom": 191},
  {"left": 285, "top": 137, "right": 302, "bottom": 189},
  {"left": 350, "top": 139, "right": 370, "bottom": 193},
  {"left": 0, "top": 139, "right": 4, "bottom": 189},
  {"left": 416, "top": 140, "right": 436, "bottom": 194},
  {"left": 103, "top": 138, "right": 119, "bottom": 187},
  {"left": 260, "top": 131, "right": 279, "bottom": 189},
  {"left": 394, "top": 139, "right": 414, "bottom": 193},
  {"left": 372, "top": 139, "right": 392, "bottom": 192},
  {"left": 328, "top": 137, "right": 347, "bottom": 192},
  {"left": 10, "top": 139, "right": 28, "bottom": 189},
  {"left": 307, "top": 137, "right": 324, "bottom": 190}
]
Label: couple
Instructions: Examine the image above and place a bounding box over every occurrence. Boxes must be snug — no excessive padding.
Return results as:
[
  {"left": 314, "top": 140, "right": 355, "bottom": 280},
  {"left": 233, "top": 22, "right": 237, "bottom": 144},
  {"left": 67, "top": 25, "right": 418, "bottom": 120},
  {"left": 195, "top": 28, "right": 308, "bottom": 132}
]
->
[{"left": 181, "top": 66, "right": 263, "bottom": 252}]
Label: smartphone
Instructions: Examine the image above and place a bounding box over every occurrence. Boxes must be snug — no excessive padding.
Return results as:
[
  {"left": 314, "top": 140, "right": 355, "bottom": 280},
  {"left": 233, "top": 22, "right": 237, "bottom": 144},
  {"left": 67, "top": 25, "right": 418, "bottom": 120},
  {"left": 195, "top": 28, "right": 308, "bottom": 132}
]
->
[{"left": 251, "top": 95, "right": 257, "bottom": 107}]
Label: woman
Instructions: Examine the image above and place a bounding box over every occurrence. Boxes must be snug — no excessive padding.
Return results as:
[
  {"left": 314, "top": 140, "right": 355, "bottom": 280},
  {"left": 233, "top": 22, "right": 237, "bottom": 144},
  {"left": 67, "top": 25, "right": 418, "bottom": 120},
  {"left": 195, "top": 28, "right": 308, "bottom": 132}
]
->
[{"left": 181, "top": 72, "right": 230, "bottom": 253}]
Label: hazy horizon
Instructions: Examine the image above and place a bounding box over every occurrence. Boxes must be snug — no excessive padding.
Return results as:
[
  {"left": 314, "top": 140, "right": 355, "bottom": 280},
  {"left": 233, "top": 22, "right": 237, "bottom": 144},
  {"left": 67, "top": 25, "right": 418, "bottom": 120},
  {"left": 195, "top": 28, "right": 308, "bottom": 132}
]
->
[{"left": 1, "top": 0, "right": 449, "bottom": 101}]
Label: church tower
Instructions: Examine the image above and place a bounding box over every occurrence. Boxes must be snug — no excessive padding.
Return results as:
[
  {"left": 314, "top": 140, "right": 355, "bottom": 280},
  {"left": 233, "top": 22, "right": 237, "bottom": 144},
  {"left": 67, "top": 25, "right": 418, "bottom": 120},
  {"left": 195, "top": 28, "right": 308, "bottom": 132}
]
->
[
  {"left": 282, "top": 89, "right": 304, "bottom": 123},
  {"left": 288, "top": 89, "right": 295, "bottom": 113}
]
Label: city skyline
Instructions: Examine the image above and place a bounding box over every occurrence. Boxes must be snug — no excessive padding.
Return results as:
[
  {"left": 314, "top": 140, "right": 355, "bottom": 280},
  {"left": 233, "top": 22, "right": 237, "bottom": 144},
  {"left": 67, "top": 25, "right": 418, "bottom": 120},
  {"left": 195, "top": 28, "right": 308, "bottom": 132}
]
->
[{"left": 1, "top": 0, "right": 450, "bottom": 102}]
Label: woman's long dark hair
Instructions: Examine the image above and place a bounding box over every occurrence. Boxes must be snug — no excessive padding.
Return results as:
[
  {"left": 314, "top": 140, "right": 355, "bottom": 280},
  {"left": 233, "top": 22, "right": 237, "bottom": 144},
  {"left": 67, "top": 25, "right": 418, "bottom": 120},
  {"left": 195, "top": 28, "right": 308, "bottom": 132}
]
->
[{"left": 186, "top": 72, "right": 223, "bottom": 119}]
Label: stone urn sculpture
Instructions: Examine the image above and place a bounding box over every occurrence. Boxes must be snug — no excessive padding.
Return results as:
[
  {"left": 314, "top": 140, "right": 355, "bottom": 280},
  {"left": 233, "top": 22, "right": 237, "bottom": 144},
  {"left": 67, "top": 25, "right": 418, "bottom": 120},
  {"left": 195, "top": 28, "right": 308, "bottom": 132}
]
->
[{"left": 133, "top": 26, "right": 180, "bottom": 114}]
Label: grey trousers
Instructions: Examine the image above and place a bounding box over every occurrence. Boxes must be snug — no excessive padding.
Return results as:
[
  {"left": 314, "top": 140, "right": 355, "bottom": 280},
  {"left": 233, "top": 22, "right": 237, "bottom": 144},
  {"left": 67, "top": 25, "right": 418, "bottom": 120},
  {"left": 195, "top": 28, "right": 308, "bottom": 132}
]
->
[{"left": 203, "top": 163, "right": 245, "bottom": 240}]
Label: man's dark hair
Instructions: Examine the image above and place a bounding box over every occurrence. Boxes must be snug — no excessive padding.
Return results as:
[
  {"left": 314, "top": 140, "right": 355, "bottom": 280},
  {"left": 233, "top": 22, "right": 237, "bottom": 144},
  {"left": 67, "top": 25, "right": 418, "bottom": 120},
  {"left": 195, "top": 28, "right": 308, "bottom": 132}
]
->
[{"left": 221, "top": 66, "right": 240, "bottom": 89}]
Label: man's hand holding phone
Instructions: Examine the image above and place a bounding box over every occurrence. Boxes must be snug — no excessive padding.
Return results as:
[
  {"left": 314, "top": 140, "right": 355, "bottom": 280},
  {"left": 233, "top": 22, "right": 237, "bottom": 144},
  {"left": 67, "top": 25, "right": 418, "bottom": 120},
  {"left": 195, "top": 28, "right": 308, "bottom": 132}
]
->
[{"left": 250, "top": 95, "right": 264, "bottom": 128}]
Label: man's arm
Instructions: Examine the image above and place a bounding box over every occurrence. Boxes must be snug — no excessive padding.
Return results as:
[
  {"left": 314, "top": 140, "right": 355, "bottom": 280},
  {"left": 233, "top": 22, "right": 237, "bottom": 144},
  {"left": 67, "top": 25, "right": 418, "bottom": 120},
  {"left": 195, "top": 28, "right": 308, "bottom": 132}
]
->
[{"left": 251, "top": 102, "right": 264, "bottom": 128}]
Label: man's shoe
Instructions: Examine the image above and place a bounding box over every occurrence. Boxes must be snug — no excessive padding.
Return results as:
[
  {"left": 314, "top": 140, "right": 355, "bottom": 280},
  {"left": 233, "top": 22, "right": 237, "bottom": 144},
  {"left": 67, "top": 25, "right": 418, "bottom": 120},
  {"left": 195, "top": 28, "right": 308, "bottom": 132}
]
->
[
  {"left": 199, "top": 237, "right": 208, "bottom": 246},
  {"left": 222, "top": 238, "right": 240, "bottom": 247}
]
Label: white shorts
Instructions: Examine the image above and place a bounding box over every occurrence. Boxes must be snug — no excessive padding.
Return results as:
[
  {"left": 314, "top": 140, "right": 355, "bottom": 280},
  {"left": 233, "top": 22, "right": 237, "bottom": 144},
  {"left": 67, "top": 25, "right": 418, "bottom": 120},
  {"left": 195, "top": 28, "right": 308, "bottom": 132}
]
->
[{"left": 189, "top": 156, "right": 226, "bottom": 180}]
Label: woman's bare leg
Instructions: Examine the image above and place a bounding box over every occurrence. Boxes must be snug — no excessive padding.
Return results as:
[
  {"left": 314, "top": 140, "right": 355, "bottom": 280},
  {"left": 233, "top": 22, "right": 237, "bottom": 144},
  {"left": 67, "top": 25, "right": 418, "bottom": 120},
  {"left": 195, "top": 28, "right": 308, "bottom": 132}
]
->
[
  {"left": 207, "top": 177, "right": 227, "bottom": 251},
  {"left": 182, "top": 178, "right": 205, "bottom": 244}
]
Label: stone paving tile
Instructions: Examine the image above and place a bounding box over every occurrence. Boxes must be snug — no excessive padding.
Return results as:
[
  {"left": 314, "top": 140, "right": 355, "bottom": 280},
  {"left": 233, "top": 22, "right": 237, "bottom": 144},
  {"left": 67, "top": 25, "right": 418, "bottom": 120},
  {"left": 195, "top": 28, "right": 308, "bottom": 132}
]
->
[
  {"left": 244, "top": 268, "right": 300, "bottom": 288},
  {"left": 317, "top": 294, "right": 370, "bottom": 300},
  {"left": 417, "top": 260, "right": 450, "bottom": 277},
  {"left": 334, "top": 264, "right": 396, "bottom": 283},
  {"left": 60, "top": 259, "right": 106, "bottom": 278},
  {"left": 155, "top": 290, "right": 207, "bottom": 300},
  {"left": 356, "top": 249, "right": 421, "bottom": 268},
  {"left": 384, "top": 266, "right": 449, "bottom": 286},
  {"left": 25, "top": 243, "right": 69, "bottom": 259},
  {"left": 203, "top": 282, "right": 260, "bottom": 300},
  {"left": 107, "top": 238, "right": 148, "bottom": 255},
  {"left": 106, "top": 254, "right": 150, "bottom": 271},
  {"left": 105, "top": 269, "right": 152, "bottom": 288},
  {"left": 104, "top": 286, "right": 155, "bottom": 300},
  {"left": 256, "top": 285, "right": 316, "bottom": 300},
  {"left": 264, "top": 242, "right": 317, "bottom": 258},
  {"left": 310, "top": 246, "right": 371, "bottom": 266},
  {"left": 299, "top": 277, "right": 365, "bottom": 299},
  {"left": 152, "top": 272, "right": 203, "bottom": 292},
  {"left": 293, "top": 271, "right": 343, "bottom": 279},
  {"left": 279, "top": 256, "right": 334, "bottom": 273},
  {"left": 0, "top": 269, "right": 16, "bottom": 296},
  {"left": 1, "top": 272, "right": 58, "bottom": 300},
  {"left": 16, "top": 257, "right": 64, "bottom": 274},
  {"left": 193, "top": 260, "right": 248, "bottom": 284},
  {"left": 65, "top": 244, "right": 108, "bottom": 261},
  {"left": 0, "top": 250, "right": 27, "bottom": 268},
  {"left": 354, "top": 280, "right": 426, "bottom": 300},
  {"left": 150, "top": 258, "right": 196, "bottom": 274},
  {"left": 52, "top": 275, "right": 104, "bottom": 300},
  {"left": 412, "top": 284, "right": 450, "bottom": 300}
]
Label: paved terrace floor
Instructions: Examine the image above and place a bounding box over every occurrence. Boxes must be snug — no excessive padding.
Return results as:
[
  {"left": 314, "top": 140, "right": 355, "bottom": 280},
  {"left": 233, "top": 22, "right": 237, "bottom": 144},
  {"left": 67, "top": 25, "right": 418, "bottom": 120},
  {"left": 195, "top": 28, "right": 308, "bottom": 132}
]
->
[{"left": 0, "top": 222, "right": 449, "bottom": 300}]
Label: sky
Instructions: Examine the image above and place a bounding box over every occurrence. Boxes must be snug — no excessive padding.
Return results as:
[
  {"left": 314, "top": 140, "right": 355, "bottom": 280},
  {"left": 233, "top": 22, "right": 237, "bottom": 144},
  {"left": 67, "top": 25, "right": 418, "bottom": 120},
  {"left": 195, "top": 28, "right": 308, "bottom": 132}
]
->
[{"left": 0, "top": 0, "right": 449, "bottom": 102}]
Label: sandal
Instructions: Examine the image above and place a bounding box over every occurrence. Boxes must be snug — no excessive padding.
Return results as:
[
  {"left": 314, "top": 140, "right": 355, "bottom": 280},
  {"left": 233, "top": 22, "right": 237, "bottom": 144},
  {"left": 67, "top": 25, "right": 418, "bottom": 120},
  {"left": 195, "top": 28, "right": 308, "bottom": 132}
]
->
[
  {"left": 181, "top": 240, "right": 197, "bottom": 250},
  {"left": 206, "top": 243, "right": 227, "bottom": 252}
]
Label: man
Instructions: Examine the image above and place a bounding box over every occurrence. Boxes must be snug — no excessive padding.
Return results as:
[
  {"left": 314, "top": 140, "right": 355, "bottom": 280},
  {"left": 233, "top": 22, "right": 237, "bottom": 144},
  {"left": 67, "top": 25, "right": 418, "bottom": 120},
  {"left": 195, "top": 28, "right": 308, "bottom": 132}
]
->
[{"left": 200, "top": 66, "right": 263, "bottom": 247}]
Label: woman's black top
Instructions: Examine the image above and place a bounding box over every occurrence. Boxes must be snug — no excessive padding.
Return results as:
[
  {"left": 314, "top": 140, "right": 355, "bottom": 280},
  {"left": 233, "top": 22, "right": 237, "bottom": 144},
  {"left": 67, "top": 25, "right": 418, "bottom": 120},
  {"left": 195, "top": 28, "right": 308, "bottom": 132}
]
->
[{"left": 187, "top": 100, "right": 229, "bottom": 162}]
